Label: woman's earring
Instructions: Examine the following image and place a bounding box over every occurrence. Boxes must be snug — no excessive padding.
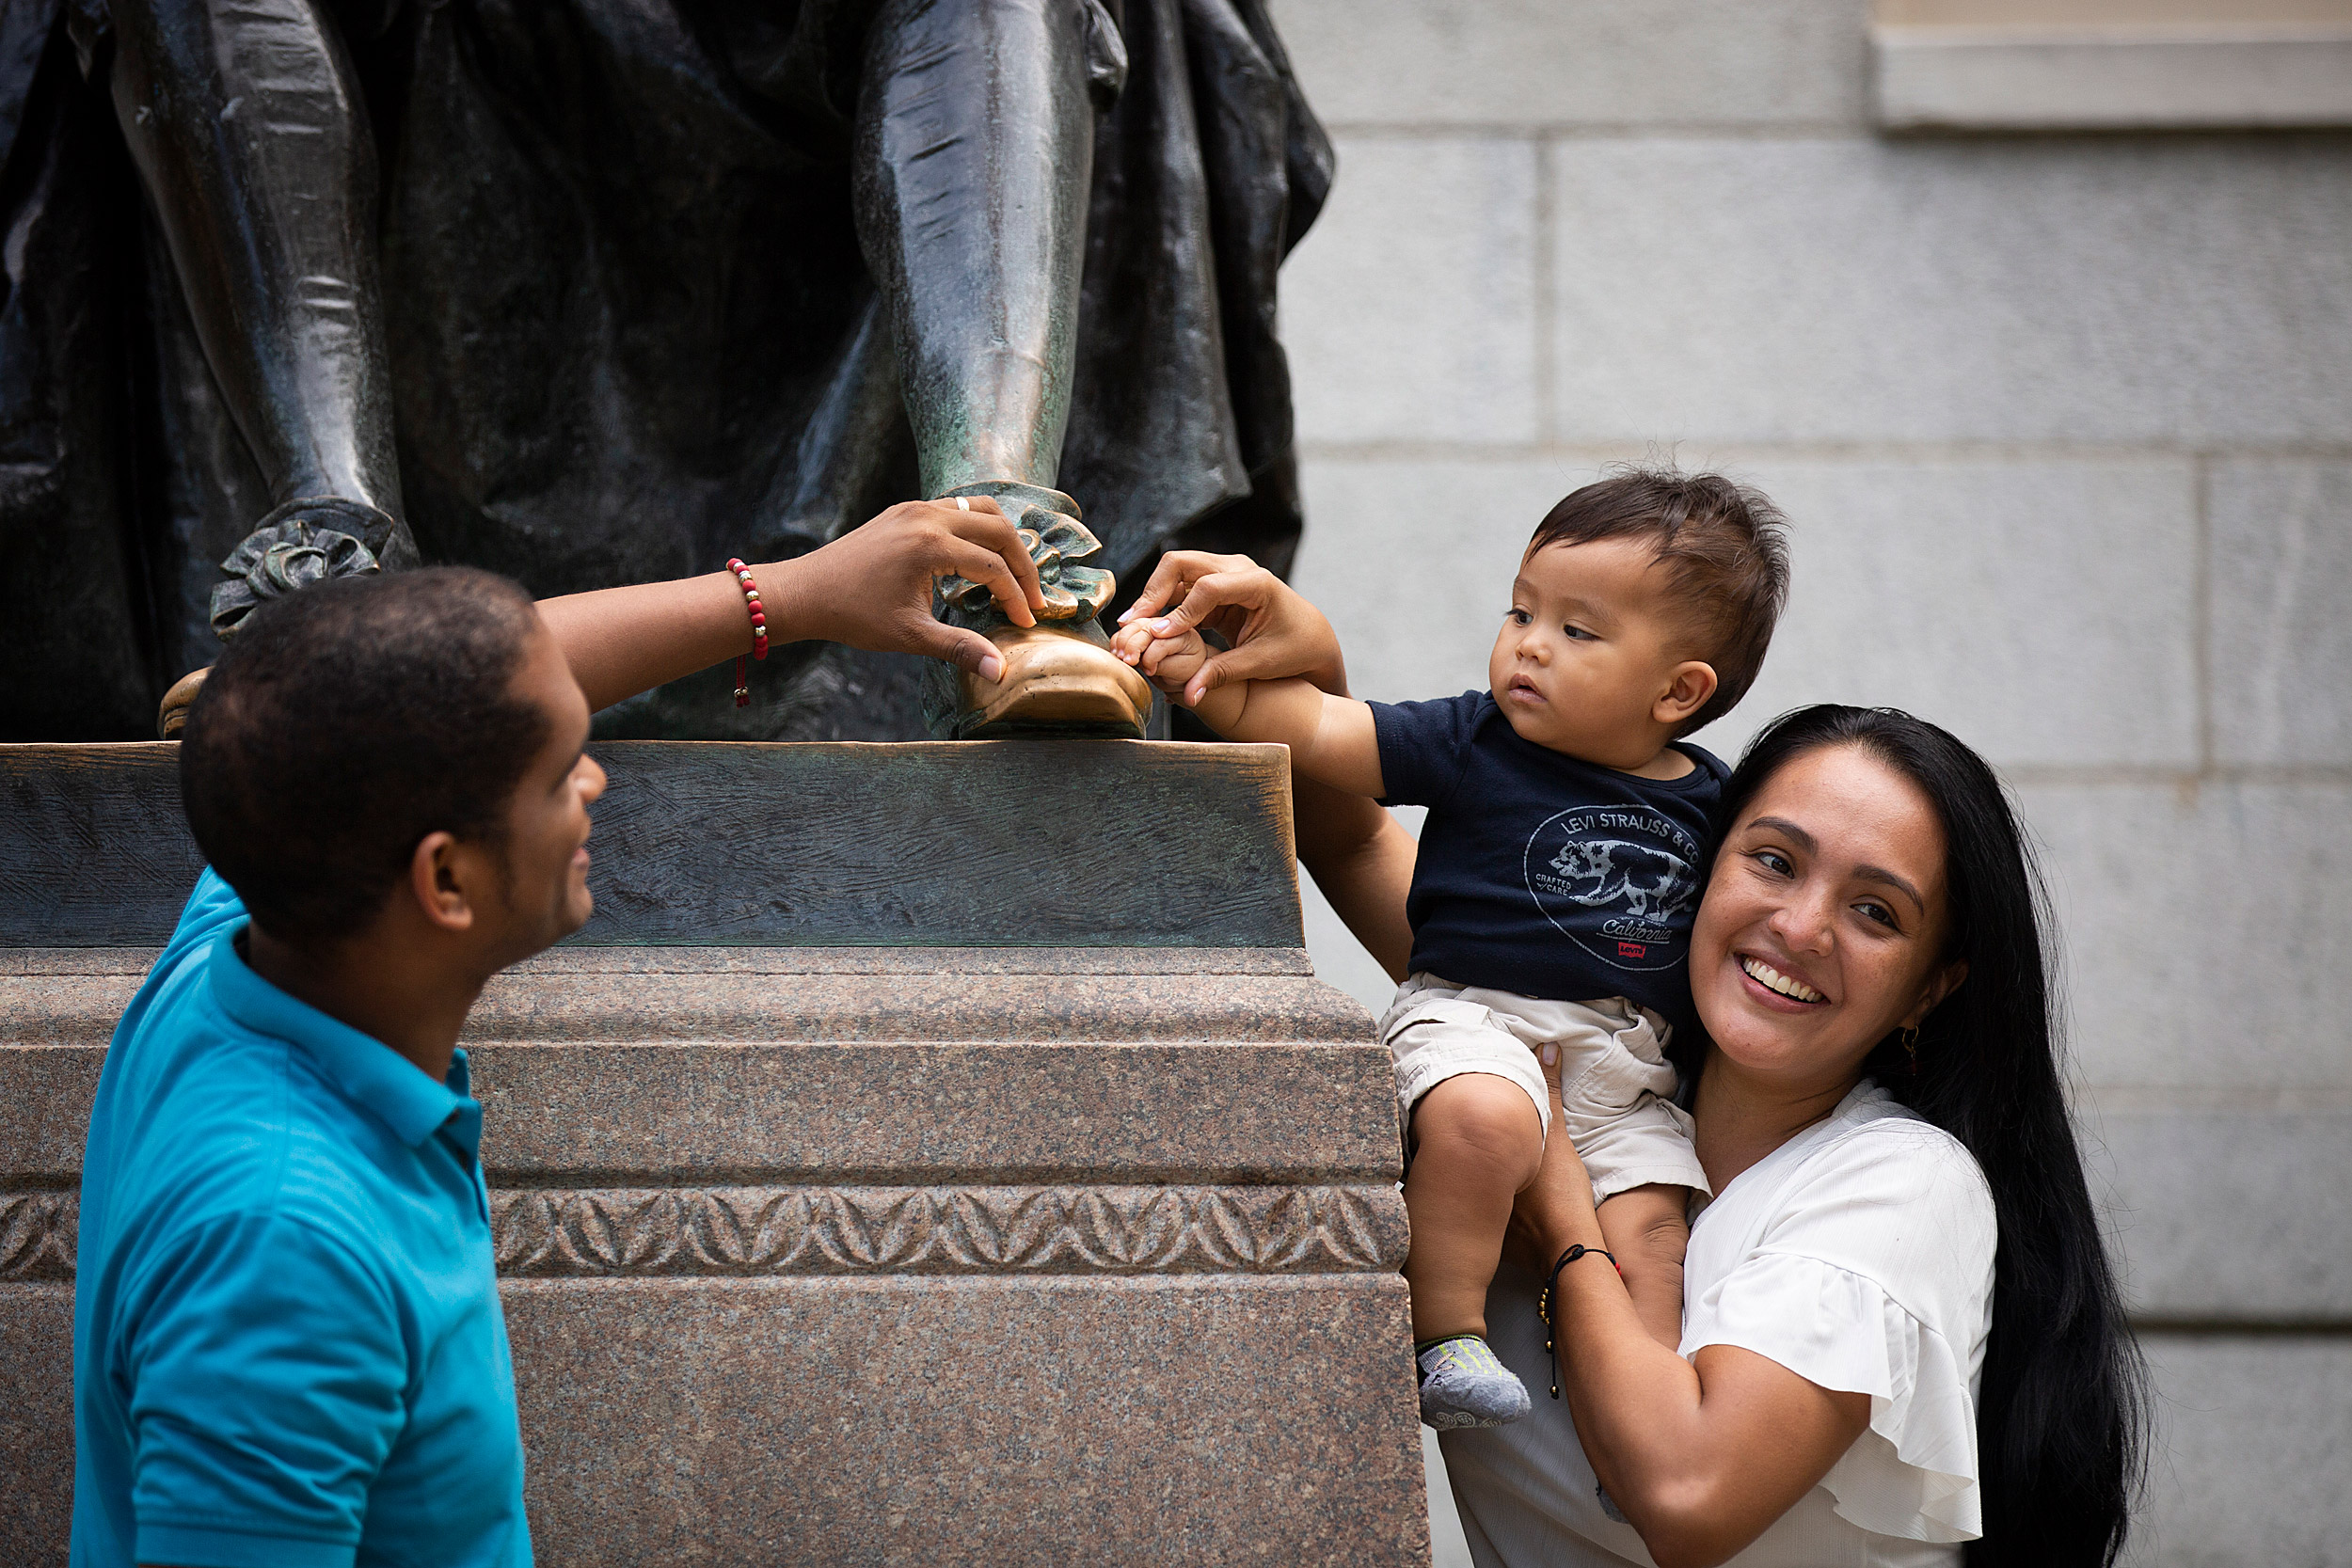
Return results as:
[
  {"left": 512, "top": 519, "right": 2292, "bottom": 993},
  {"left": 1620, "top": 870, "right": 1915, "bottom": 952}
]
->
[{"left": 1900, "top": 1025, "right": 1921, "bottom": 1073}]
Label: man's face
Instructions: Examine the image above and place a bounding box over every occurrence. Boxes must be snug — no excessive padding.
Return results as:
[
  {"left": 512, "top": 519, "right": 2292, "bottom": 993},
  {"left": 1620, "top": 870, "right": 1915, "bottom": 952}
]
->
[{"left": 482, "top": 624, "right": 605, "bottom": 964}]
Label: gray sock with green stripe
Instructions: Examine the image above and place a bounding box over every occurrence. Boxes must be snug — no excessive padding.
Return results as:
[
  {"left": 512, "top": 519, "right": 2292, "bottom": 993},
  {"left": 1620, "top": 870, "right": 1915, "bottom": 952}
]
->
[{"left": 1415, "top": 1334, "right": 1531, "bottom": 1429}]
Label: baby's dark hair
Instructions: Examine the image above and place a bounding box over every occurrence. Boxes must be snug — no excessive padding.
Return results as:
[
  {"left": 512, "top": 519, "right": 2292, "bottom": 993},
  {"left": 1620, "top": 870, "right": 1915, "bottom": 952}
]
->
[{"left": 1528, "top": 466, "right": 1790, "bottom": 736}]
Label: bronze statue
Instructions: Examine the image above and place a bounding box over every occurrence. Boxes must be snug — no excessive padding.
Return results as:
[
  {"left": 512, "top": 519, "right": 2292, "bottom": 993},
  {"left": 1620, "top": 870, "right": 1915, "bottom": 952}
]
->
[{"left": 0, "top": 0, "right": 1329, "bottom": 740}]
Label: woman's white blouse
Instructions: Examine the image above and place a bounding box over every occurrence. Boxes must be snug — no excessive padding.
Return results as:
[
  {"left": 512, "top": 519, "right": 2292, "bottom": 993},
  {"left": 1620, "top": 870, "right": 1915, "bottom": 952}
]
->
[{"left": 1442, "top": 1081, "right": 1998, "bottom": 1568}]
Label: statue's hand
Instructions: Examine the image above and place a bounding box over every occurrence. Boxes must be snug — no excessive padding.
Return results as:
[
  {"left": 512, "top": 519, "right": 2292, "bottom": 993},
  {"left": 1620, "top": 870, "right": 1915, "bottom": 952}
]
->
[{"left": 780, "top": 498, "right": 1046, "bottom": 680}]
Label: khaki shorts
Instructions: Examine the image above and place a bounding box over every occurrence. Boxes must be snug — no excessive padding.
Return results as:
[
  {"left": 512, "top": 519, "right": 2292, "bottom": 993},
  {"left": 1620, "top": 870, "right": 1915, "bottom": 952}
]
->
[{"left": 1377, "top": 973, "right": 1710, "bottom": 1203}]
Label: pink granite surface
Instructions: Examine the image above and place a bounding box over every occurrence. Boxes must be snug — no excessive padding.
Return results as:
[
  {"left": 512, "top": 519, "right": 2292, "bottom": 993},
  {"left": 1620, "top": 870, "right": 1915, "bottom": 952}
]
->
[
  {"left": 508, "top": 1275, "right": 1427, "bottom": 1566},
  {"left": 0, "top": 948, "right": 1429, "bottom": 1565}
]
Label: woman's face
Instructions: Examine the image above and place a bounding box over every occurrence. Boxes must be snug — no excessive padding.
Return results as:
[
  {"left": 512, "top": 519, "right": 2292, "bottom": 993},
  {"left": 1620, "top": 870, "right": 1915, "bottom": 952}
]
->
[{"left": 1691, "top": 743, "right": 1966, "bottom": 1094}]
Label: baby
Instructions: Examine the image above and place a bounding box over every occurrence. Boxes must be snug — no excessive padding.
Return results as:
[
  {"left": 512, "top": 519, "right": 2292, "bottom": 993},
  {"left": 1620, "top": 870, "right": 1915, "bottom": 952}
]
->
[{"left": 1114, "top": 467, "right": 1789, "bottom": 1429}]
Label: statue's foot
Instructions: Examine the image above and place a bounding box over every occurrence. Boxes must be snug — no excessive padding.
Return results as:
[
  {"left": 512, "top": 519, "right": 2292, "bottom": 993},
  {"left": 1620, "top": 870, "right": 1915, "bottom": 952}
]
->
[
  {"left": 158, "top": 668, "right": 211, "bottom": 739},
  {"left": 210, "top": 496, "right": 414, "bottom": 641},
  {"left": 956, "top": 621, "right": 1152, "bottom": 739}
]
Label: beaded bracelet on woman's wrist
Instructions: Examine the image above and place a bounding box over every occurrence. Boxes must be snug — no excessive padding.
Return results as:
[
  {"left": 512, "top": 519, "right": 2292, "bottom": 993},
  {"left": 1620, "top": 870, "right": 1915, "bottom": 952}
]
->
[{"left": 1537, "top": 1243, "right": 1619, "bottom": 1399}]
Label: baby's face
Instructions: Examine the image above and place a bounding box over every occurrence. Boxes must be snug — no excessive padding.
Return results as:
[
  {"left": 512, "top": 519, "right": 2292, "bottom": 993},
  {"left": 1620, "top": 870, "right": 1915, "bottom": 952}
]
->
[{"left": 1487, "top": 538, "right": 1705, "bottom": 769}]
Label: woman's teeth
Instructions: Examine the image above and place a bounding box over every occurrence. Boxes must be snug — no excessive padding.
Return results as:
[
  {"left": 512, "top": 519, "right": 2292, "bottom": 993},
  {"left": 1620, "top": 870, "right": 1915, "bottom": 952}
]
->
[{"left": 1741, "top": 956, "right": 1825, "bottom": 1004}]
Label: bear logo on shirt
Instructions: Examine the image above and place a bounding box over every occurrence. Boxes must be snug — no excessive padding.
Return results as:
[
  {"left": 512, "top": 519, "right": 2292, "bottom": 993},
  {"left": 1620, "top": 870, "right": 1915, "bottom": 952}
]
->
[
  {"left": 1545, "top": 838, "right": 1699, "bottom": 924},
  {"left": 1524, "top": 805, "right": 1705, "bottom": 971}
]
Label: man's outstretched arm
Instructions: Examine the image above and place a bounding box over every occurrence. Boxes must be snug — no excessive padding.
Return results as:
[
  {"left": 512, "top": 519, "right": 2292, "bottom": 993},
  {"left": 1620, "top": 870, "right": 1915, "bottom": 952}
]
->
[{"left": 537, "top": 500, "right": 1043, "bottom": 714}]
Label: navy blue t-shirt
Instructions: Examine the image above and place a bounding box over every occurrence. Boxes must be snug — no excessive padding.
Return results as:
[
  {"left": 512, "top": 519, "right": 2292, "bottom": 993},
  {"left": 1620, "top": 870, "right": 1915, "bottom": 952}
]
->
[{"left": 1371, "top": 690, "right": 1729, "bottom": 1039}]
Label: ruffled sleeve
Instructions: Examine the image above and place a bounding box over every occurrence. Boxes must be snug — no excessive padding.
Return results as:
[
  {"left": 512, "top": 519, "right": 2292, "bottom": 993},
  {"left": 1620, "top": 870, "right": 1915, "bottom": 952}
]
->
[
  {"left": 1698, "top": 1251, "right": 1983, "bottom": 1540},
  {"left": 1682, "top": 1115, "right": 1997, "bottom": 1544}
]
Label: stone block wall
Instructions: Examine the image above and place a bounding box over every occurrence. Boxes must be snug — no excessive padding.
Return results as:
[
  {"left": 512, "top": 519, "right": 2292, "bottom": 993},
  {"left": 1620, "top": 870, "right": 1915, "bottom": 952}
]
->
[{"left": 1266, "top": 3, "right": 2352, "bottom": 1562}]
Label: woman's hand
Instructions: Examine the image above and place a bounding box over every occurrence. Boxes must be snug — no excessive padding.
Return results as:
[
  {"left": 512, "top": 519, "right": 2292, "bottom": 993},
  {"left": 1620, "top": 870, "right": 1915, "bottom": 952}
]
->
[
  {"left": 1115, "top": 556, "right": 1413, "bottom": 975},
  {"left": 1506, "top": 1042, "right": 1605, "bottom": 1274},
  {"left": 1115, "top": 553, "right": 1415, "bottom": 973},
  {"left": 1116, "top": 551, "right": 1346, "bottom": 703},
  {"left": 1529, "top": 1033, "right": 1869, "bottom": 1568}
]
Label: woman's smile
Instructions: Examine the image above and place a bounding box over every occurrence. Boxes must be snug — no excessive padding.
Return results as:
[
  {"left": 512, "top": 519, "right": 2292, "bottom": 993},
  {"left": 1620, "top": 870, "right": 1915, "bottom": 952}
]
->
[{"left": 1738, "top": 952, "right": 1828, "bottom": 1006}]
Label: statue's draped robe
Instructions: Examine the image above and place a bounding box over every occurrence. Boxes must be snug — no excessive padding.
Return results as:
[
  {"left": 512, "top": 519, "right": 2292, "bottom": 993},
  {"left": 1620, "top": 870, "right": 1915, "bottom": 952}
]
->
[{"left": 0, "top": 0, "right": 1330, "bottom": 738}]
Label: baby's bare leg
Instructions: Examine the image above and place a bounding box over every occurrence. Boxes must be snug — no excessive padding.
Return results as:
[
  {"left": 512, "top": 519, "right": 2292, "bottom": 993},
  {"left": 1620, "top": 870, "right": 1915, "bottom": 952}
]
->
[
  {"left": 1596, "top": 1183, "right": 1692, "bottom": 1352},
  {"left": 1403, "top": 1073, "right": 1547, "bottom": 1340}
]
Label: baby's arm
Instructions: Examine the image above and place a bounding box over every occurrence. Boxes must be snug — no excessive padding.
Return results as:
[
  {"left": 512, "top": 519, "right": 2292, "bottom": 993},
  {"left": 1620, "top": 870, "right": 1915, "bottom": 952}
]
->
[
  {"left": 1113, "top": 624, "right": 1387, "bottom": 799},
  {"left": 1596, "top": 1184, "right": 1691, "bottom": 1352}
]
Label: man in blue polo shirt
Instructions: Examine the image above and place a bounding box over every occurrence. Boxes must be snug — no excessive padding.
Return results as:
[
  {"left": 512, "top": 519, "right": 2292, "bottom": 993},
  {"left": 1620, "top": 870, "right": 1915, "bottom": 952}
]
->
[
  {"left": 74, "top": 867, "right": 532, "bottom": 1566},
  {"left": 73, "top": 568, "right": 596, "bottom": 1568},
  {"left": 72, "top": 504, "right": 1046, "bottom": 1567}
]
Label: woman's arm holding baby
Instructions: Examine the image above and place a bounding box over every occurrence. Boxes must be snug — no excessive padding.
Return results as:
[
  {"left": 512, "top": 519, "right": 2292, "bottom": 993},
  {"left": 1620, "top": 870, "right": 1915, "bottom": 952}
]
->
[
  {"left": 1511, "top": 1085, "right": 1867, "bottom": 1568},
  {"left": 1595, "top": 1185, "right": 1692, "bottom": 1353}
]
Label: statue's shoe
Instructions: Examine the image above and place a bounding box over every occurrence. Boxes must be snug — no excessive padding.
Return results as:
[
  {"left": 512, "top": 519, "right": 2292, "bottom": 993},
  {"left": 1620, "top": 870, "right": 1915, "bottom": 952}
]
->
[
  {"left": 956, "top": 621, "right": 1152, "bottom": 738},
  {"left": 158, "top": 667, "right": 211, "bottom": 739}
]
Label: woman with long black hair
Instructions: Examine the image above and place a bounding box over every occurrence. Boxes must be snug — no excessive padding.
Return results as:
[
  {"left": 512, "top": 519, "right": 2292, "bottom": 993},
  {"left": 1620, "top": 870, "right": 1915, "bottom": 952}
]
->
[
  {"left": 1428, "top": 704, "right": 2147, "bottom": 1568},
  {"left": 1123, "top": 554, "right": 2148, "bottom": 1567}
]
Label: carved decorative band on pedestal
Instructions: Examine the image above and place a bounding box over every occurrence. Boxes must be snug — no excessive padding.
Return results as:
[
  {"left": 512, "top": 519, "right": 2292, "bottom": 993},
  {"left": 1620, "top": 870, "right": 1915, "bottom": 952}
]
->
[
  {"left": 0, "top": 1192, "right": 74, "bottom": 1280},
  {"left": 491, "top": 1184, "right": 1408, "bottom": 1277},
  {"left": 3, "top": 1185, "right": 1409, "bottom": 1283}
]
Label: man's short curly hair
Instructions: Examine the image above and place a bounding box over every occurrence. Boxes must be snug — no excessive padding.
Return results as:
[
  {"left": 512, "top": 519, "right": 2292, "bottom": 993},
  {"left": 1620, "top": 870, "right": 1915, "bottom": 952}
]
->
[
  {"left": 1528, "top": 466, "right": 1791, "bottom": 736},
  {"left": 180, "top": 567, "right": 550, "bottom": 945}
]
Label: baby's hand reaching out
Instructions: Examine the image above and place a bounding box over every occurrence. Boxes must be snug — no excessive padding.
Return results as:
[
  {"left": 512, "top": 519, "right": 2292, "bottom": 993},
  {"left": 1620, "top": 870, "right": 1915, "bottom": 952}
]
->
[{"left": 1109, "top": 621, "right": 1212, "bottom": 705}]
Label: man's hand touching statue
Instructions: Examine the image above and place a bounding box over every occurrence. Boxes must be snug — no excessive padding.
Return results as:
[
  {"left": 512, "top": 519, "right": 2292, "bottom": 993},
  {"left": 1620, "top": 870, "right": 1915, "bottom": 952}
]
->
[
  {"left": 160, "top": 499, "right": 1052, "bottom": 736},
  {"left": 925, "top": 483, "right": 1149, "bottom": 739},
  {"left": 537, "top": 499, "right": 1048, "bottom": 716}
]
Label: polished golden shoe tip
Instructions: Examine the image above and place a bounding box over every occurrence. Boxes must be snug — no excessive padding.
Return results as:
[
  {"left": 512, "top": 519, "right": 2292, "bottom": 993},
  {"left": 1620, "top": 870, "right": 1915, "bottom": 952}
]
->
[
  {"left": 957, "top": 621, "right": 1152, "bottom": 738},
  {"left": 158, "top": 667, "right": 211, "bottom": 739}
]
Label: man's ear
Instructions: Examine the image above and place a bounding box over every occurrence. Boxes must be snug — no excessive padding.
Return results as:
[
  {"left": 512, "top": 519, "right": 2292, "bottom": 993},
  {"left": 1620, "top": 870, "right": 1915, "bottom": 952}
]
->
[
  {"left": 403, "top": 831, "right": 477, "bottom": 935},
  {"left": 1655, "top": 661, "right": 1718, "bottom": 727},
  {"left": 1903, "top": 959, "right": 1969, "bottom": 1029}
]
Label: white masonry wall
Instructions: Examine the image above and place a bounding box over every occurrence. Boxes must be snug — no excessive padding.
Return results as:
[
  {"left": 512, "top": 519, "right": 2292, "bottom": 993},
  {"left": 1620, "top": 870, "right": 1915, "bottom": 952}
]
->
[{"left": 1264, "top": 4, "right": 2352, "bottom": 1564}]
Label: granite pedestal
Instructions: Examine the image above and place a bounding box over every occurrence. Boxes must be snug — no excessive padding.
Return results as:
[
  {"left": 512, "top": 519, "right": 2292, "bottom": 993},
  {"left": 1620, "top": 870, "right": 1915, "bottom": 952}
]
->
[{"left": 0, "top": 740, "right": 1430, "bottom": 1565}]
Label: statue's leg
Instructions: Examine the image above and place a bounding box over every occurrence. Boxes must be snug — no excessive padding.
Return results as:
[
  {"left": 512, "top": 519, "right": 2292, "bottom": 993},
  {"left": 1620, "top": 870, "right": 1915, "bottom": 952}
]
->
[
  {"left": 108, "top": 0, "right": 412, "bottom": 660},
  {"left": 856, "top": 0, "right": 1145, "bottom": 736},
  {"left": 856, "top": 0, "right": 1098, "bottom": 497}
]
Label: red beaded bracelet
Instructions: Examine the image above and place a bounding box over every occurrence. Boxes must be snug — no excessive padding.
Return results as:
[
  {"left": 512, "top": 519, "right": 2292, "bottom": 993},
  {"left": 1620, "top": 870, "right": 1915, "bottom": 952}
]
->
[{"left": 726, "top": 557, "right": 767, "bottom": 707}]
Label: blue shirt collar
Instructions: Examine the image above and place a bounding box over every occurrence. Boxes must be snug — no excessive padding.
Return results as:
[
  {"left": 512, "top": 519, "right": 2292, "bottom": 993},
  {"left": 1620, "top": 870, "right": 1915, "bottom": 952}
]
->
[{"left": 206, "top": 926, "right": 472, "bottom": 1152}]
